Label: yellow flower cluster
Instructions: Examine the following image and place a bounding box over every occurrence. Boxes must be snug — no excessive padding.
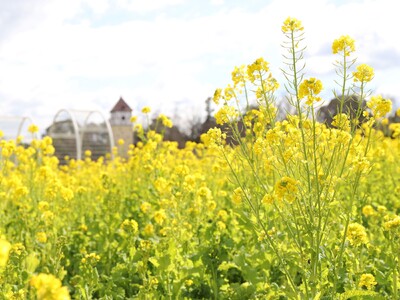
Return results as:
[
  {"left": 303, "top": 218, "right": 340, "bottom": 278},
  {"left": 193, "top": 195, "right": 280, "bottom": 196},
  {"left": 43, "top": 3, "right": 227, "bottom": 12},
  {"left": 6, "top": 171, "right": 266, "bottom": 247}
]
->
[
  {"left": 0, "top": 239, "right": 11, "bottom": 267},
  {"left": 81, "top": 252, "right": 100, "bottom": 265},
  {"left": 389, "top": 123, "right": 400, "bottom": 138},
  {"left": 28, "top": 124, "right": 39, "bottom": 134},
  {"left": 154, "top": 209, "right": 167, "bottom": 225},
  {"left": 247, "top": 57, "right": 270, "bottom": 83},
  {"left": 281, "top": 17, "right": 304, "bottom": 33},
  {"left": 331, "top": 113, "right": 350, "bottom": 131},
  {"left": 358, "top": 273, "right": 377, "bottom": 290},
  {"left": 141, "top": 106, "right": 151, "bottom": 114},
  {"left": 232, "top": 187, "right": 244, "bottom": 205},
  {"left": 362, "top": 205, "right": 375, "bottom": 217},
  {"left": 383, "top": 215, "right": 400, "bottom": 231},
  {"left": 120, "top": 219, "right": 139, "bottom": 235},
  {"left": 212, "top": 88, "right": 222, "bottom": 105},
  {"left": 274, "top": 176, "right": 299, "bottom": 203},
  {"left": 346, "top": 223, "right": 368, "bottom": 246},
  {"left": 1, "top": 140, "right": 16, "bottom": 158},
  {"left": 298, "top": 77, "right": 323, "bottom": 105},
  {"left": 353, "top": 64, "right": 374, "bottom": 83},
  {"left": 36, "top": 232, "right": 47, "bottom": 243},
  {"left": 30, "top": 273, "right": 70, "bottom": 300},
  {"left": 231, "top": 65, "right": 247, "bottom": 88},
  {"left": 201, "top": 128, "right": 226, "bottom": 148},
  {"left": 367, "top": 95, "right": 392, "bottom": 119},
  {"left": 332, "top": 35, "right": 355, "bottom": 56},
  {"left": 214, "top": 105, "right": 238, "bottom": 125},
  {"left": 157, "top": 114, "right": 173, "bottom": 128}
]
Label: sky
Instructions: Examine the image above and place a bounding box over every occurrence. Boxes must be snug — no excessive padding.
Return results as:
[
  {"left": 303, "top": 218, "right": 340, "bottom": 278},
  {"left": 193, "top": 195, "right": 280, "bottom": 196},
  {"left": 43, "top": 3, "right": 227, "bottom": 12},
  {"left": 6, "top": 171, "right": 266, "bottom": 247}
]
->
[{"left": 1, "top": 0, "right": 400, "bottom": 136}]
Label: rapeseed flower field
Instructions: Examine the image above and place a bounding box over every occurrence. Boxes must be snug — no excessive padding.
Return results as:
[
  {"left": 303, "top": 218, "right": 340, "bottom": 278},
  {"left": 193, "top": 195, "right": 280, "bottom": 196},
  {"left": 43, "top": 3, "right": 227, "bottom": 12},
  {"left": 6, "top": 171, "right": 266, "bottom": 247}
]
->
[{"left": 1, "top": 17, "right": 400, "bottom": 299}]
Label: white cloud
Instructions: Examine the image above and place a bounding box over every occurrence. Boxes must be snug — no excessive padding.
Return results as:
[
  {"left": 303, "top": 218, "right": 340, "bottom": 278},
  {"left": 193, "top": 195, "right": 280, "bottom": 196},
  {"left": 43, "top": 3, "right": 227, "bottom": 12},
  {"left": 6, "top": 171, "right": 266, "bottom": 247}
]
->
[
  {"left": 210, "top": 0, "right": 224, "bottom": 6},
  {"left": 83, "top": 0, "right": 110, "bottom": 15},
  {"left": 116, "top": 0, "right": 185, "bottom": 13},
  {"left": 1, "top": 0, "right": 400, "bottom": 135}
]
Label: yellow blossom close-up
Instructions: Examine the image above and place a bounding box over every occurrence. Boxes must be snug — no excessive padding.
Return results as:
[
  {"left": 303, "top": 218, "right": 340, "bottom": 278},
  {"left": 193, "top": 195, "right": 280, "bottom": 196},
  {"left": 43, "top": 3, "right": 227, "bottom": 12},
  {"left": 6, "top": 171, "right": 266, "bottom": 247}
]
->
[{"left": 332, "top": 35, "right": 355, "bottom": 56}]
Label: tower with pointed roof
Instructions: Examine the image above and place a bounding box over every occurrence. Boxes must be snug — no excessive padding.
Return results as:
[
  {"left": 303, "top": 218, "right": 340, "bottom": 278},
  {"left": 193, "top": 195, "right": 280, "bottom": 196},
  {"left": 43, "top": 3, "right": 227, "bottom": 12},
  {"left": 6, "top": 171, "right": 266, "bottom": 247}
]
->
[
  {"left": 110, "top": 97, "right": 133, "bottom": 155},
  {"left": 110, "top": 97, "right": 132, "bottom": 126}
]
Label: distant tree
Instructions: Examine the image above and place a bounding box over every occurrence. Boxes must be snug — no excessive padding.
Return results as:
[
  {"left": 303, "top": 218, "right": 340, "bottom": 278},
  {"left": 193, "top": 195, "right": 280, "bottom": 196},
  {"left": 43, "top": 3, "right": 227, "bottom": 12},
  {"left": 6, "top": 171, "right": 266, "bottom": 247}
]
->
[
  {"left": 317, "top": 95, "right": 367, "bottom": 127},
  {"left": 276, "top": 96, "right": 298, "bottom": 120},
  {"left": 185, "top": 113, "right": 204, "bottom": 142},
  {"left": 205, "top": 97, "right": 213, "bottom": 122}
]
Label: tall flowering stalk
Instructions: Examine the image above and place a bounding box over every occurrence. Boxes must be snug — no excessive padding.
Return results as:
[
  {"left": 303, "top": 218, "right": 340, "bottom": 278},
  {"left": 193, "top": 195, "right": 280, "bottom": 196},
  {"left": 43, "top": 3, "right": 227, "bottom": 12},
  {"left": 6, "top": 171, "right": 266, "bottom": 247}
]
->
[{"left": 207, "top": 17, "right": 390, "bottom": 298}]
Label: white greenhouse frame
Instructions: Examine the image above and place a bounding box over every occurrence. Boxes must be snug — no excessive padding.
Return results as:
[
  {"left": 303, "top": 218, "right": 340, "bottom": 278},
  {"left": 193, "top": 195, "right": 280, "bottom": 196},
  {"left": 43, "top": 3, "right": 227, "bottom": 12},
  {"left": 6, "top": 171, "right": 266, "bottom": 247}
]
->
[
  {"left": 0, "top": 116, "right": 35, "bottom": 143},
  {"left": 47, "top": 109, "right": 114, "bottom": 163}
]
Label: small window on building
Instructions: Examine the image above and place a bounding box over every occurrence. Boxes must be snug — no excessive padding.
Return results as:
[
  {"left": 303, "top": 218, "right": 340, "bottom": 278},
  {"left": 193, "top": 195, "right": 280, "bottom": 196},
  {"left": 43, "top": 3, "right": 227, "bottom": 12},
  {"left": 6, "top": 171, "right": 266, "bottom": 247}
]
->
[{"left": 122, "top": 116, "right": 125, "bottom": 120}]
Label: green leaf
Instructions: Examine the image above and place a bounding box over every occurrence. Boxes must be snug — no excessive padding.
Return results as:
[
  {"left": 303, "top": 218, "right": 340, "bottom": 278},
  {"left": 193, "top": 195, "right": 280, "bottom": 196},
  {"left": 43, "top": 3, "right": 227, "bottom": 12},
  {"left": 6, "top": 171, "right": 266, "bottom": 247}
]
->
[
  {"left": 158, "top": 254, "right": 171, "bottom": 271},
  {"left": 25, "top": 252, "right": 40, "bottom": 274},
  {"left": 148, "top": 257, "right": 159, "bottom": 268}
]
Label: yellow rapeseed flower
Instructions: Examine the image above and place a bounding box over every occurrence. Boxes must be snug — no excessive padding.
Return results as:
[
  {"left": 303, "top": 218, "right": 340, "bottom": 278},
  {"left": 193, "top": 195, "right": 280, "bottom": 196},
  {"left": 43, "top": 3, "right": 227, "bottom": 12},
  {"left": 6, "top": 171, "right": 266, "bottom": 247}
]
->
[
  {"left": 362, "top": 205, "right": 375, "bottom": 217},
  {"left": 0, "top": 239, "right": 11, "bottom": 267},
  {"left": 232, "top": 187, "right": 244, "bottom": 205},
  {"left": 144, "top": 224, "right": 154, "bottom": 236},
  {"left": 346, "top": 223, "right": 368, "bottom": 246},
  {"left": 30, "top": 273, "right": 71, "bottom": 300},
  {"left": 158, "top": 114, "right": 173, "bottom": 128},
  {"left": 5, "top": 289, "right": 26, "bottom": 299},
  {"left": 274, "top": 176, "right": 299, "bottom": 203},
  {"left": 38, "top": 201, "right": 50, "bottom": 212},
  {"left": 331, "top": 113, "right": 350, "bottom": 131},
  {"left": 217, "top": 209, "right": 228, "bottom": 221},
  {"left": 213, "top": 88, "right": 222, "bottom": 105},
  {"left": 332, "top": 35, "right": 355, "bottom": 56},
  {"left": 262, "top": 193, "right": 274, "bottom": 205},
  {"left": 223, "top": 84, "right": 235, "bottom": 101},
  {"left": 383, "top": 215, "right": 400, "bottom": 231},
  {"left": 201, "top": 128, "right": 226, "bottom": 148},
  {"left": 140, "top": 202, "right": 152, "bottom": 214},
  {"left": 60, "top": 187, "right": 74, "bottom": 202},
  {"left": 389, "top": 123, "right": 400, "bottom": 138},
  {"left": 247, "top": 58, "right": 270, "bottom": 83},
  {"left": 281, "top": 17, "right": 304, "bottom": 33},
  {"left": 216, "top": 221, "right": 226, "bottom": 231},
  {"left": 81, "top": 252, "right": 100, "bottom": 265},
  {"left": 121, "top": 219, "right": 139, "bottom": 235},
  {"left": 28, "top": 124, "right": 39, "bottom": 134},
  {"left": 36, "top": 232, "right": 47, "bottom": 243},
  {"left": 298, "top": 77, "right": 323, "bottom": 105},
  {"left": 231, "top": 65, "right": 247, "bottom": 87},
  {"left": 215, "top": 105, "right": 238, "bottom": 125},
  {"left": 185, "top": 279, "right": 194, "bottom": 287},
  {"left": 10, "top": 243, "right": 25, "bottom": 256},
  {"left": 358, "top": 273, "right": 377, "bottom": 290},
  {"left": 154, "top": 209, "right": 167, "bottom": 225},
  {"left": 141, "top": 106, "right": 151, "bottom": 114},
  {"left": 367, "top": 95, "right": 392, "bottom": 119},
  {"left": 353, "top": 64, "right": 374, "bottom": 83}
]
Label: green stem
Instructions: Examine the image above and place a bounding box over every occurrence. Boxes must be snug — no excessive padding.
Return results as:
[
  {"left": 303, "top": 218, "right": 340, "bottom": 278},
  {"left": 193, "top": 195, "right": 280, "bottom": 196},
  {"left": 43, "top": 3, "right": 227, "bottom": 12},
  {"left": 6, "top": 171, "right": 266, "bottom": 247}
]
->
[{"left": 391, "top": 235, "right": 398, "bottom": 299}]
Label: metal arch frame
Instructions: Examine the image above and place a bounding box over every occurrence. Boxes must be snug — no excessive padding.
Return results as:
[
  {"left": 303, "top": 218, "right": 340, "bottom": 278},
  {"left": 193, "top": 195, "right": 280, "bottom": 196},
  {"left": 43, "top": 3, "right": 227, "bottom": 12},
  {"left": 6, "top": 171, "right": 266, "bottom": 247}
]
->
[
  {"left": 51, "top": 109, "right": 115, "bottom": 161},
  {"left": 16, "top": 116, "right": 34, "bottom": 140},
  {"left": 52, "top": 109, "right": 82, "bottom": 160},
  {"left": 82, "top": 110, "right": 115, "bottom": 159}
]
